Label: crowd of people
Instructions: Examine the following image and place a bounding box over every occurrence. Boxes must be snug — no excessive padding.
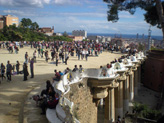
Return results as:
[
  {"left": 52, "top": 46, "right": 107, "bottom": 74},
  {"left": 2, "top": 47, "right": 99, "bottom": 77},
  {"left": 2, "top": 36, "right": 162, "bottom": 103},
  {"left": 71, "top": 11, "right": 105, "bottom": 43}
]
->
[
  {"left": 0, "top": 40, "right": 139, "bottom": 122},
  {"left": 32, "top": 64, "right": 84, "bottom": 115}
]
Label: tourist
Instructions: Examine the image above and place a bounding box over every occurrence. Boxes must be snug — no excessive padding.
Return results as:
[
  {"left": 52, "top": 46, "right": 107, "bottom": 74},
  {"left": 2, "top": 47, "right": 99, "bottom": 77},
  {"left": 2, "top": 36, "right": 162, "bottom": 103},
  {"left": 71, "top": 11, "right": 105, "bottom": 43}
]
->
[
  {"left": 51, "top": 50, "right": 55, "bottom": 61},
  {"left": 45, "top": 50, "right": 49, "bottom": 62},
  {"left": 23, "top": 62, "right": 28, "bottom": 81},
  {"left": 61, "top": 52, "right": 64, "bottom": 63},
  {"left": 6, "top": 61, "right": 12, "bottom": 81},
  {"left": 30, "top": 58, "right": 34, "bottom": 78},
  {"left": 40, "top": 93, "right": 59, "bottom": 115},
  {"left": 79, "top": 65, "right": 83, "bottom": 73},
  {"left": 65, "top": 52, "right": 69, "bottom": 65},
  {"left": 40, "top": 80, "right": 53, "bottom": 97},
  {"left": 14, "top": 45, "right": 19, "bottom": 54},
  {"left": 72, "top": 65, "right": 78, "bottom": 72},
  {"left": 85, "top": 49, "right": 89, "bottom": 61},
  {"left": 63, "top": 67, "right": 70, "bottom": 74},
  {"left": 59, "top": 71, "right": 64, "bottom": 76},
  {"left": 25, "top": 52, "right": 28, "bottom": 64},
  {"left": 55, "top": 53, "right": 59, "bottom": 66},
  {"left": 41, "top": 48, "right": 44, "bottom": 58},
  {"left": 53, "top": 70, "right": 61, "bottom": 81},
  {"left": 16, "top": 61, "right": 20, "bottom": 74},
  {"left": 33, "top": 50, "right": 37, "bottom": 63},
  {"left": 1, "top": 63, "right": 6, "bottom": 81},
  {"left": 37, "top": 47, "right": 41, "bottom": 58}
]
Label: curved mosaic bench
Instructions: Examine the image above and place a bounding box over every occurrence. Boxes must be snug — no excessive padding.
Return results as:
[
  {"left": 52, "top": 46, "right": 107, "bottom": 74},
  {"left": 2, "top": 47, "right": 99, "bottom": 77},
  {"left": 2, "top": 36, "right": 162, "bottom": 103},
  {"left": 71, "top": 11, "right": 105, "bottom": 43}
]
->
[{"left": 46, "top": 51, "right": 146, "bottom": 123}]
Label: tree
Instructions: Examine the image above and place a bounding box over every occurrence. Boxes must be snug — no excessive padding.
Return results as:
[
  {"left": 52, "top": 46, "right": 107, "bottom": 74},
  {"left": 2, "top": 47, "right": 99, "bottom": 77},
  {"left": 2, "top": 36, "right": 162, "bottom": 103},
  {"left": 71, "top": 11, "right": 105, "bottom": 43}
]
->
[
  {"left": 21, "top": 18, "right": 32, "bottom": 28},
  {"left": 104, "top": 0, "right": 164, "bottom": 40},
  {"left": 63, "top": 31, "right": 68, "bottom": 37},
  {"left": 30, "top": 22, "right": 39, "bottom": 30}
]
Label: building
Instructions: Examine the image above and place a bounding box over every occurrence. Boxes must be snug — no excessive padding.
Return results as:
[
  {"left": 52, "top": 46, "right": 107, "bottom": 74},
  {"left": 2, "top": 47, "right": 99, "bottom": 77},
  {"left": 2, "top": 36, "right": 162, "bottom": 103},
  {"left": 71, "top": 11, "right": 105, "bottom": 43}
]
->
[
  {"left": 38, "top": 26, "right": 54, "bottom": 36},
  {"left": 0, "top": 18, "right": 4, "bottom": 29},
  {"left": 72, "top": 30, "right": 87, "bottom": 38},
  {"left": 55, "top": 32, "right": 63, "bottom": 36},
  {"left": 0, "top": 15, "right": 19, "bottom": 29},
  {"left": 68, "top": 35, "right": 83, "bottom": 41},
  {"left": 111, "top": 38, "right": 126, "bottom": 47}
]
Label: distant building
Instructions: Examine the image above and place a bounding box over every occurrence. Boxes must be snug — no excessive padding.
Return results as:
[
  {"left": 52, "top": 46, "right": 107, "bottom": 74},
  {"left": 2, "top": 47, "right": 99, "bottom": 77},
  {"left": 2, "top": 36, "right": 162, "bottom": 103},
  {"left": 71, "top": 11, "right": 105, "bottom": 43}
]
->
[
  {"left": 87, "top": 35, "right": 111, "bottom": 43},
  {"left": 0, "top": 15, "right": 19, "bottom": 29},
  {"left": 0, "top": 18, "right": 4, "bottom": 29},
  {"left": 72, "top": 30, "right": 87, "bottom": 38},
  {"left": 38, "top": 26, "right": 54, "bottom": 36},
  {"left": 111, "top": 38, "right": 126, "bottom": 47},
  {"left": 55, "top": 32, "right": 63, "bottom": 36},
  {"left": 68, "top": 35, "right": 83, "bottom": 41}
]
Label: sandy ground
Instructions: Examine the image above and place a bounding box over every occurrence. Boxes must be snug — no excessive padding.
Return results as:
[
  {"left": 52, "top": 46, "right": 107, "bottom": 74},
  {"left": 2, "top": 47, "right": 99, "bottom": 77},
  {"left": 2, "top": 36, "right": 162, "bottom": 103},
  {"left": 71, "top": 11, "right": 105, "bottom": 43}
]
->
[{"left": 0, "top": 46, "right": 123, "bottom": 123}]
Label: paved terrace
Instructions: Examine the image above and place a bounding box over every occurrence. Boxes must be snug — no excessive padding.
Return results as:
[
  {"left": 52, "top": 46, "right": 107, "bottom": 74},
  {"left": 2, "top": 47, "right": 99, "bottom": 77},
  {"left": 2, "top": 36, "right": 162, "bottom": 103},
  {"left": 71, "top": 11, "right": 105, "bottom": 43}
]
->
[{"left": 0, "top": 46, "right": 122, "bottom": 123}]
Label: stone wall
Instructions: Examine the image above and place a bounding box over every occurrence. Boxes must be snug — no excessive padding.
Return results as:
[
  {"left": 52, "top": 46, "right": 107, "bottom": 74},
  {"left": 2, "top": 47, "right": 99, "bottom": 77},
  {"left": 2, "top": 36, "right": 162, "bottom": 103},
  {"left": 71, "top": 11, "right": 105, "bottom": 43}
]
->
[{"left": 65, "top": 78, "right": 97, "bottom": 123}]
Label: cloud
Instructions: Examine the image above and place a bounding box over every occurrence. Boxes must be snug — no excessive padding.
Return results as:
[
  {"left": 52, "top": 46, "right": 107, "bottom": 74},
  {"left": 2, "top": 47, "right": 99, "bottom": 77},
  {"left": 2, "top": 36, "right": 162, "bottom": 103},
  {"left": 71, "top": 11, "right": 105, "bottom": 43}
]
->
[
  {"left": 3, "top": 10, "right": 36, "bottom": 17},
  {"left": 0, "top": 0, "right": 51, "bottom": 8},
  {"left": 52, "top": 0, "right": 81, "bottom": 5}
]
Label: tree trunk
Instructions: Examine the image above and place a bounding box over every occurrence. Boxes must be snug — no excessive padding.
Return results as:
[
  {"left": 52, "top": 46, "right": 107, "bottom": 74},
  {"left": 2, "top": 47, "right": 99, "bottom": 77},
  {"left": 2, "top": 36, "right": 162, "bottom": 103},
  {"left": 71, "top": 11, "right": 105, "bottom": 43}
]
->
[{"left": 155, "top": 0, "right": 164, "bottom": 41}]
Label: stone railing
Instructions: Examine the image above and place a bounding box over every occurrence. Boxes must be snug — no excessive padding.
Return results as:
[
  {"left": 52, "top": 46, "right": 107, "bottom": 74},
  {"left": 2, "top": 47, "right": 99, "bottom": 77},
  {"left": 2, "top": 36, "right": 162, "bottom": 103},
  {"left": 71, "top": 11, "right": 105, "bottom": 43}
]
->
[{"left": 46, "top": 52, "right": 146, "bottom": 123}]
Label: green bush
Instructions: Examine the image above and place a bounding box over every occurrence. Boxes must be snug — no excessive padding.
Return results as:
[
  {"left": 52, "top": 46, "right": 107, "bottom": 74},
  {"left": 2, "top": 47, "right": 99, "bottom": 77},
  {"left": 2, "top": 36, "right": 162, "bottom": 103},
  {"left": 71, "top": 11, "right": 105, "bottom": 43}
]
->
[{"left": 132, "top": 102, "right": 162, "bottom": 120}]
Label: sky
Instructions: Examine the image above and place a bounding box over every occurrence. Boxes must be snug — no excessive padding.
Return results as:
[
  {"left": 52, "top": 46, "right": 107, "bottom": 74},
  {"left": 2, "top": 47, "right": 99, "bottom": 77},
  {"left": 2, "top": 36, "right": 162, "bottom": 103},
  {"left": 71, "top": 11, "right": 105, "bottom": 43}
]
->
[{"left": 0, "top": 0, "right": 163, "bottom": 36}]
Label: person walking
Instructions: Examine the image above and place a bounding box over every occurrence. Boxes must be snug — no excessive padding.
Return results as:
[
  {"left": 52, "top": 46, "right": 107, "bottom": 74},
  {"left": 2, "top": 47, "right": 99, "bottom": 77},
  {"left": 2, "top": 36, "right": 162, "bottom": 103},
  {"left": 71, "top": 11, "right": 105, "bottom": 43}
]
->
[
  {"left": 65, "top": 52, "right": 69, "bottom": 65},
  {"left": 25, "top": 52, "right": 28, "bottom": 64},
  {"left": 30, "top": 58, "right": 34, "bottom": 78},
  {"left": 55, "top": 53, "right": 59, "bottom": 66},
  {"left": 6, "top": 60, "right": 12, "bottom": 81},
  {"left": 1, "top": 63, "right": 6, "bottom": 81},
  {"left": 23, "top": 63, "right": 28, "bottom": 81},
  {"left": 16, "top": 61, "right": 20, "bottom": 74}
]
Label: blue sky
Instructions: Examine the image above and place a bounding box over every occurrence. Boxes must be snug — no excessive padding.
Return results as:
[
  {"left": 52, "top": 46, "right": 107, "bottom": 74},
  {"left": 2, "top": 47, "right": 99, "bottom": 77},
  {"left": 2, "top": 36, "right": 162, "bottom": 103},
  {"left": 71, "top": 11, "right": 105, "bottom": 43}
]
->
[{"left": 0, "top": 0, "right": 162, "bottom": 36}]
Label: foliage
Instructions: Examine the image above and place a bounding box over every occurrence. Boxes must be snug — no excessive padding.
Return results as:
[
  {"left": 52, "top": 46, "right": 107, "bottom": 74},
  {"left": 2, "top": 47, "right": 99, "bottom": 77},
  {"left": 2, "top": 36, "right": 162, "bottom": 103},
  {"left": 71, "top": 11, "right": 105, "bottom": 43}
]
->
[
  {"left": 151, "top": 46, "right": 164, "bottom": 51},
  {"left": 63, "top": 31, "right": 68, "bottom": 37},
  {"left": 82, "top": 38, "right": 88, "bottom": 41},
  {"left": 21, "top": 18, "right": 32, "bottom": 28},
  {"left": 132, "top": 102, "right": 162, "bottom": 120},
  {"left": 52, "top": 35, "right": 73, "bottom": 42},
  {"left": 0, "top": 18, "right": 73, "bottom": 42},
  {"left": 104, "top": 0, "right": 162, "bottom": 29}
]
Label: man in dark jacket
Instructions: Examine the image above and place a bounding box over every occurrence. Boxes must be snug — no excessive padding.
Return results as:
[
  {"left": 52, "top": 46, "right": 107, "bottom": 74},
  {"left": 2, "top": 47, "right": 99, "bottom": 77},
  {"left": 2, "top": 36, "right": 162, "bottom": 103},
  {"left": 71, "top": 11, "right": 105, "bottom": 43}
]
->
[{"left": 6, "top": 60, "right": 12, "bottom": 81}]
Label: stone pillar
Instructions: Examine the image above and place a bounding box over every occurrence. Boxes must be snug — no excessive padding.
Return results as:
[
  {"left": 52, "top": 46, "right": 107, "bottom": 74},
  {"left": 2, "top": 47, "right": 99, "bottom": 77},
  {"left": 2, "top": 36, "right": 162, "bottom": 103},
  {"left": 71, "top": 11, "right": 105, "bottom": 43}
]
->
[
  {"left": 105, "top": 88, "right": 115, "bottom": 123},
  {"left": 123, "top": 75, "right": 129, "bottom": 114},
  {"left": 115, "top": 81, "right": 123, "bottom": 119},
  {"left": 100, "top": 98, "right": 104, "bottom": 106},
  {"left": 138, "top": 65, "right": 141, "bottom": 90},
  {"left": 129, "top": 72, "right": 134, "bottom": 101},
  {"left": 134, "top": 68, "right": 138, "bottom": 96}
]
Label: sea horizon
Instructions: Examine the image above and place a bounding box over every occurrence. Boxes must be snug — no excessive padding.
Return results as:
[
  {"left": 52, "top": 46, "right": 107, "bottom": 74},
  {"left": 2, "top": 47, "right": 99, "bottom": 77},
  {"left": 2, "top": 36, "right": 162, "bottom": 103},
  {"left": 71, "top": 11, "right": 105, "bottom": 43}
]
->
[{"left": 64, "top": 32, "right": 163, "bottom": 41}]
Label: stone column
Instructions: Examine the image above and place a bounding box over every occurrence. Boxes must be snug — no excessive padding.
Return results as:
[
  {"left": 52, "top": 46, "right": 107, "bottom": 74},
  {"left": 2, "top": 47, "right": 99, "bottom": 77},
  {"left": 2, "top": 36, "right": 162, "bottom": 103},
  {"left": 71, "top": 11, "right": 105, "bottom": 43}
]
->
[
  {"left": 123, "top": 74, "right": 129, "bottom": 114},
  {"left": 138, "top": 65, "right": 141, "bottom": 90},
  {"left": 134, "top": 67, "right": 138, "bottom": 96},
  {"left": 129, "top": 72, "right": 134, "bottom": 101},
  {"left": 105, "top": 88, "right": 115, "bottom": 123},
  {"left": 115, "top": 81, "right": 123, "bottom": 119}
]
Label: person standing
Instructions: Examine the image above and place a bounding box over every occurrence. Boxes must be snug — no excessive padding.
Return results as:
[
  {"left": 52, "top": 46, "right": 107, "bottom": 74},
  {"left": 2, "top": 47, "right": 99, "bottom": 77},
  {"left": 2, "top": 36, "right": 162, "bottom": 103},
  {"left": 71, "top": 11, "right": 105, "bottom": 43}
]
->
[
  {"left": 55, "top": 53, "right": 59, "bottom": 66},
  {"left": 65, "top": 52, "right": 69, "bottom": 65},
  {"left": 30, "top": 58, "right": 34, "bottom": 78},
  {"left": 6, "top": 61, "right": 12, "bottom": 81},
  {"left": 38, "top": 47, "right": 40, "bottom": 58},
  {"left": 33, "top": 50, "right": 37, "bottom": 63},
  {"left": 25, "top": 52, "right": 28, "bottom": 64},
  {"left": 23, "top": 63, "right": 28, "bottom": 81},
  {"left": 1, "top": 63, "right": 6, "bottom": 81},
  {"left": 16, "top": 61, "right": 20, "bottom": 74}
]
